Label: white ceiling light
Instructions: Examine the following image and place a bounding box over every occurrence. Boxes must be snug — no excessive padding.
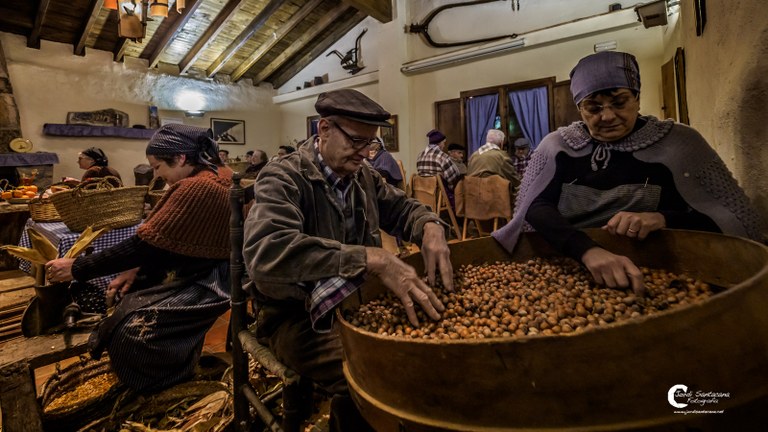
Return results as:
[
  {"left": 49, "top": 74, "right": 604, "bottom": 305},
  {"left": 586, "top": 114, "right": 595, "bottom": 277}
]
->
[
  {"left": 401, "top": 38, "right": 525, "bottom": 74},
  {"left": 594, "top": 40, "right": 618, "bottom": 52}
]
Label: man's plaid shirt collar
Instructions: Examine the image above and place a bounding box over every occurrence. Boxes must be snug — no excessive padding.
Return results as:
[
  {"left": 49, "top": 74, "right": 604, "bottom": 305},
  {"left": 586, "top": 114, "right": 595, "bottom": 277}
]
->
[
  {"left": 314, "top": 138, "right": 352, "bottom": 194},
  {"left": 477, "top": 142, "right": 500, "bottom": 154}
]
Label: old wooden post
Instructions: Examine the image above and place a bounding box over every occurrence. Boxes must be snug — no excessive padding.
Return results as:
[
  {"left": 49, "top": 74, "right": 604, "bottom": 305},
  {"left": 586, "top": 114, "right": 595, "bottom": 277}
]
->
[{"left": 0, "top": 39, "right": 22, "bottom": 153}]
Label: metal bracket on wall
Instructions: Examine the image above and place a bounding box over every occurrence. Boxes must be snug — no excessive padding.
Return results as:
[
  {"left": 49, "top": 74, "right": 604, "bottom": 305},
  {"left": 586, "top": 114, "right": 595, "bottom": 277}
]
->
[{"left": 407, "top": 0, "right": 519, "bottom": 48}]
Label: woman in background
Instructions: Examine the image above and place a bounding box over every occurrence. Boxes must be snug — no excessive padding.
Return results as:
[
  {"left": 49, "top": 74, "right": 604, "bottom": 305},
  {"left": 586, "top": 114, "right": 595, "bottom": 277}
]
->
[{"left": 77, "top": 147, "right": 122, "bottom": 183}]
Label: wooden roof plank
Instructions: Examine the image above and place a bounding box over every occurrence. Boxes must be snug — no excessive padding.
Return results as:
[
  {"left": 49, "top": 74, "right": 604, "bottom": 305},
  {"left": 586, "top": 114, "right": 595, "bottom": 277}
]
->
[
  {"left": 251, "top": 3, "right": 353, "bottom": 84},
  {"left": 270, "top": 11, "right": 366, "bottom": 88},
  {"left": 113, "top": 37, "right": 130, "bottom": 62},
  {"left": 231, "top": 0, "right": 323, "bottom": 81},
  {"left": 74, "top": 0, "right": 105, "bottom": 56},
  {"left": 179, "top": 0, "right": 243, "bottom": 74},
  {"left": 344, "top": 0, "right": 391, "bottom": 23},
  {"left": 27, "top": 0, "right": 53, "bottom": 49},
  {"left": 205, "top": 0, "right": 288, "bottom": 78},
  {"left": 146, "top": 0, "right": 203, "bottom": 69}
]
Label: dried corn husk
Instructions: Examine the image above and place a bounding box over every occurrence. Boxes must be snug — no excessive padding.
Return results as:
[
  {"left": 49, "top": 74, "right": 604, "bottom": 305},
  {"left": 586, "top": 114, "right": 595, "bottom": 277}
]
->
[
  {"left": 27, "top": 228, "right": 58, "bottom": 261},
  {"left": 0, "top": 245, "right": 48, "bottom": 265},
  {"left": 64, "top": 226, "right": 106, "bottom": 259}
]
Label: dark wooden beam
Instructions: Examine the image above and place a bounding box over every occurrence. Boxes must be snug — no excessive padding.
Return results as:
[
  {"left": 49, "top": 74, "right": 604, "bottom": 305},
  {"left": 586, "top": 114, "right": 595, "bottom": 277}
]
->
[
  {"left": 113, "top": 37, "right": 130, "bottom": 62},
  {"left": 74, "top": 0, "right": 105, "bottom": 56},
  {"left": 252, "top": 3, "right": 352, "bottom": 84},
  {"left": 231, "top": 0, "right": 323, "bottom": 81},
  {"left": 205, "top": 0, "right": 288, "bottom": 78},
  {"left": 27, "top": 0, "right": 53, "bottom": 49},
  {"left": 178, "top": 0, "right": 243, "bottom": 74},
  {"left": 270, "top": 11, "right": 366, "bottom": 89},
  {"left": 344, "top": 0, "right": 391, "bottom": 23},
  {"left": 145, "top": 0, "right": 203, "bottom": 69}
]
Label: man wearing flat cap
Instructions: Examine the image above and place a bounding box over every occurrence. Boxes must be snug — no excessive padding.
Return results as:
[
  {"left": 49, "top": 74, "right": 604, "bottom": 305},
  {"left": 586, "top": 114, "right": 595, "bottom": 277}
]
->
[
  {"left": 417, "top": 128, "right": 463, "bottom": 190},
  {"left": 243, "top": 88, "right": 453, "bottom": 430}
]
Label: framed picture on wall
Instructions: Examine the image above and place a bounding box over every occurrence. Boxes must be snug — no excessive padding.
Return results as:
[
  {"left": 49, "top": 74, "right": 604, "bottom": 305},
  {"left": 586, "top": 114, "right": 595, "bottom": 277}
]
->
[
  {"left": 306, "top": 115, "right": 321, "bottom": 138},
  {"left": 380, "top": 115, "right": 398, "bottom": 152},
  {"left": 211, "top": 118, "right": 246, "bottom": 145}
]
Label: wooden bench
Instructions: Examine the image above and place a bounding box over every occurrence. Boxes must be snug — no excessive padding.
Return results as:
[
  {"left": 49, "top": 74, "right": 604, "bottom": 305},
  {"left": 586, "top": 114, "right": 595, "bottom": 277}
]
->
[{"left": 0, "top": 331, "right": 90, "bottom": 431}]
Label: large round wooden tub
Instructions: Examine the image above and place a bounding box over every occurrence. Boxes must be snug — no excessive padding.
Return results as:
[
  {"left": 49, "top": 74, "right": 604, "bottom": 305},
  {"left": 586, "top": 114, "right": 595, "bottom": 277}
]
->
[{"left": 338, "top": 230, "right": 768, "bottom": 431}]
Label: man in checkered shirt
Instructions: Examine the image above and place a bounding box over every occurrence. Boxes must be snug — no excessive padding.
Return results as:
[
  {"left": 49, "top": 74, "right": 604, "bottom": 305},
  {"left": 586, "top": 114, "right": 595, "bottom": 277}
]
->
[{"left": 416, "top": 129, "right": 462, "bottom": 189}]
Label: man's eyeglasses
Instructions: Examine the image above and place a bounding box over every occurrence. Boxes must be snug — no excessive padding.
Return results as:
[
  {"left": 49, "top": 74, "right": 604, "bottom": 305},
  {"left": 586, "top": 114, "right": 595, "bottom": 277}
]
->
[
  {"left": 330, "top": 121, "right": 378, "bottom": 150},
  {"left": 579, "top": 95, "right": 637, "bottom": 116}
]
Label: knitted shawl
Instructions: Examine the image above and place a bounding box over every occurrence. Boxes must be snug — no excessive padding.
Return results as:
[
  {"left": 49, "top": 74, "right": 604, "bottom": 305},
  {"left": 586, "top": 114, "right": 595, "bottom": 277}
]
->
[
  {"left": 492, "top": 116, "right": 764, "bottom": 251},
  {"left": 137, "top": 170, "right": 231, "bottom": 259}
]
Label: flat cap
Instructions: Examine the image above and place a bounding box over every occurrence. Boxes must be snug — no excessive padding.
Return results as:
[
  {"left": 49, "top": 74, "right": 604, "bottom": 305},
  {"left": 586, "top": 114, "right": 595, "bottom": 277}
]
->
[
  {"left": 447, "top": 143, "right": 465, "bottom": 151},
  {"left": 315, "top": 89, "right": 391, "bottom": 126},
  {"left": 513, "top": 137, "right": 531, "bottom": 148}
]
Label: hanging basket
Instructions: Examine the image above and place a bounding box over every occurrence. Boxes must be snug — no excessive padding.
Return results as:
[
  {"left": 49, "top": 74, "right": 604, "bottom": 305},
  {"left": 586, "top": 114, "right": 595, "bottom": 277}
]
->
[{"left": 50, "top": 176, "right": 148, "bottom": 232}]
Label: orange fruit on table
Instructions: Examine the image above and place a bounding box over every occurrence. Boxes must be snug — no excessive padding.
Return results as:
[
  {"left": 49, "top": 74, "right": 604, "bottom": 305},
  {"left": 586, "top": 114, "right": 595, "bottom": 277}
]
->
[
  {"left": 25, "top": 190, "right": 37, "bottom": 198},
  {"left": 1, "top": 191, "right": 11, "bottom": 200},
  {"left": 27, "top": 185, "right": 38, "bottom": 193},
  {"left": 12, "top": 190, "right": 23, "bottom": 198}
]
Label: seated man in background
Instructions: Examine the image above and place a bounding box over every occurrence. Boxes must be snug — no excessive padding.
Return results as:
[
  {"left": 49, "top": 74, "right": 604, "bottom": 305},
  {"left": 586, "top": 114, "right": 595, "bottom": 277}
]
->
[
  {"left": 244, "top": 89, "right": 452, "bottom": 431},
  {"left": 447, "top": 143, "right": 467, "bottom": 176},
  {"left": 244, "top": 149, "right": 268, "bottom": 179},
  {"left": 512, "top": 137, "right": 532, "bottom": 177},
  {"left": 416, "top": 129, "right": 462, "bottom": 205},
  {"left": 467, "top": 129, "right": 520, "bottom": 186}
]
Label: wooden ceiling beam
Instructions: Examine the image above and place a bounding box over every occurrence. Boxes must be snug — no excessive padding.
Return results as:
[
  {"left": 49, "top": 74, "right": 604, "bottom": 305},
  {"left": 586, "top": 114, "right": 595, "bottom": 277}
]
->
[
  {"left": 74, "top": 0, "right": 105, "bottom": 56},
  {"left": 27, "top": 0, "right": 53, "bottom": 49},
  {"left": 113, "top": 37, "right": 130, "bottom": 62},
  {"left": 230, "top": 0, "right": 323, "bottom": 82},
  {"left": 205, "top": 0, "right": 288, "bottom": 78},
  {"left": 145, "top": 0, "right": 203, "bottom": 69},
  {"left": 252, "top": 3, "right": 352, "bottom": 84},
  {"left": 178, "top": 0, "right": 242, "bottom": 74},
  {"left": 270, "top": 11, "right": 366, "bottom": 89},
  {"left": 343, "top": 0, "right": 391, "bottom": 23}
]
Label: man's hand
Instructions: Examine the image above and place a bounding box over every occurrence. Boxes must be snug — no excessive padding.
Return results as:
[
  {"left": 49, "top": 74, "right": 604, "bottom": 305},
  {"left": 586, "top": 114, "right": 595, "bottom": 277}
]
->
[
  {"left": 581, "top": 247, "right": 646, "bottom": 297},
  {"left": 366, "top": 247, "right": 444, "bottom": 327},
  {"left": 602, "top": 211, "right": 665, "bottom": 240},
  {"left": 421, "top": 221, "right": 454, "bottom": 291},
  {"left": 106, "top": 267, "right": 139, "bottom": 307}
]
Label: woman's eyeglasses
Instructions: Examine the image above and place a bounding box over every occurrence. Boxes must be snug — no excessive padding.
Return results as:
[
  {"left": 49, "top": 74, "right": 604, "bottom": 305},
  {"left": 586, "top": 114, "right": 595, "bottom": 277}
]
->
[
  {"left": 330, "top": 121, "right": 378, "bottom": 150},
  {"left": 579, "top": 95, "right": 637, "bottom": 116}
]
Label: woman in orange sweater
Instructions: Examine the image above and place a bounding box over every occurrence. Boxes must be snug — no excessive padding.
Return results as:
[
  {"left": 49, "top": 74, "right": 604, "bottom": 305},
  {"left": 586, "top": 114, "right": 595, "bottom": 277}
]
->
[{"left": 46, "top": 124, "right": 232, "bottom": 391}]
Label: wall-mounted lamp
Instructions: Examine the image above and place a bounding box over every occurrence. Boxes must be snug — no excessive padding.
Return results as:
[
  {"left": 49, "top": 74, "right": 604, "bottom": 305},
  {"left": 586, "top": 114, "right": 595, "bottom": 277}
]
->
[
  {"left": 184, "top": 110, "right": 205, "bottom": 118},
  {"left": 176, "top": 89, "right": 207, "bottom": 117},
  {"left": 401, "top": 38, "right": 526, "bottom": 74},
  {"left": 594, "top": 40, "right": 618, "bottom": 52},
  {"left": 635, "top": 0, "right": 668, "bottom": 28}
]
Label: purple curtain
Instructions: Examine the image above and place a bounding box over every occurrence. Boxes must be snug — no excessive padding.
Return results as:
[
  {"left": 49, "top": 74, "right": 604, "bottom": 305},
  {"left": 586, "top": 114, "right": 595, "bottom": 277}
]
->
[
  {"left": 508, "top": 86, "right": 549, "bottom": 150},
  {"left": 465, "top": 94, "right": 498, "bottom": 155}
]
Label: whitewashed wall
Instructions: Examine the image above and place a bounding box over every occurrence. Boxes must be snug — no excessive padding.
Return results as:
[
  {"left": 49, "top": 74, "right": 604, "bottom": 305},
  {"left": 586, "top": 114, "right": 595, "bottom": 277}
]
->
[{"left": 1, "top": 33, "right": 279, "bottom": 184}]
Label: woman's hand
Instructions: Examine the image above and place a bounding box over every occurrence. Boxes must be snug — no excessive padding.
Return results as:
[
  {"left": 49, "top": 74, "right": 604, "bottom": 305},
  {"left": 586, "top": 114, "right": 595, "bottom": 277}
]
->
[
  {"left": 366, "top": 247, "right": 445, "bottom": 327},
  {"left": 581, "top": 247, "right": 646, "bottom": 297},
  {"left": 45, "top": 258, "right": 75, "bottom": 283},
  {"left": 106, "top": 267, "right": 140, "bottom": 306},
  {"left": 602, "top": 211, "right": 665, "bottom": 240}
]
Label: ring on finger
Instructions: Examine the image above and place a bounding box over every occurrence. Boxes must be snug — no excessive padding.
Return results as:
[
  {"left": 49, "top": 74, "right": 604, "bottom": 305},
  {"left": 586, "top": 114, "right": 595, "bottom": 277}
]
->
[{"left": 628, "top": 229, "right": 638, "bottom": 234}]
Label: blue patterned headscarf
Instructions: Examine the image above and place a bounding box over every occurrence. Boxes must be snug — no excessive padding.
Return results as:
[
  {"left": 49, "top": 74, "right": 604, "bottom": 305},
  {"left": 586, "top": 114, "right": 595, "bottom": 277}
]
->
[
  {"left": 569, "top": 51, "right": 641, "bottom": 105},
  {"left": 146, "top": 124, "right": 219, "bottom": 172}
]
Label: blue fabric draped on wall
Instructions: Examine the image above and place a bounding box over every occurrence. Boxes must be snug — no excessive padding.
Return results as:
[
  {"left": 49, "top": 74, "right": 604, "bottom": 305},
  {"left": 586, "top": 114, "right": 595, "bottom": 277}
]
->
[
  {"left": 465, "top": 94, "right": 498, "bottom": 155},
  {"left": 508, "top": 86, "right": 549, "bottom": 150}
]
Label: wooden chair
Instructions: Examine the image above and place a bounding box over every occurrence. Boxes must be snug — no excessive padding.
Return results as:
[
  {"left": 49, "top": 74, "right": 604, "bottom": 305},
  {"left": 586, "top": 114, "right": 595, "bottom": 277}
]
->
[
  {"left": 455, "top": 175, "right": 513, "bottom": 240},
  {"left": 395, "top": 159, "right": 409, "bottom": 195},
  {"left": 410, "top": 174, "right": 462, "bottom": 240}
]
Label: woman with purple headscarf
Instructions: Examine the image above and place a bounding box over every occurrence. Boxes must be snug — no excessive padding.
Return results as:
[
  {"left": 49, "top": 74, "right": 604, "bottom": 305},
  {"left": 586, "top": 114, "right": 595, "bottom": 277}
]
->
[
  {"left": 493, "top": 51, "right": 763, "bottom": 296},
  {"left": 45, "top": 124, "right": 231, "bottom": 392}
]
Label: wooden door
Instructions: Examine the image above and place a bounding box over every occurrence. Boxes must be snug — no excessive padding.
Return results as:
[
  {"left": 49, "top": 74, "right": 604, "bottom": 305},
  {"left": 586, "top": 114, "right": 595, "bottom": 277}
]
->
[
  {"left": 553, "top": 80, "right": 581, "bottom": 128},
  {"left": 435, "top": 98, "right": 462, "bottom": 147},
  {"left": 661, "top": 57, "right": 677, "bottom": 121}
]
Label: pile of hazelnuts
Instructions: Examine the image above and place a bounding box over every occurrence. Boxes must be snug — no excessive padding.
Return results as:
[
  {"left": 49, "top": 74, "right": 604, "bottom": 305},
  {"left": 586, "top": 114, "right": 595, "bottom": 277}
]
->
[{"left": 345, "top": 257, "right": 718, "bottom": 340}]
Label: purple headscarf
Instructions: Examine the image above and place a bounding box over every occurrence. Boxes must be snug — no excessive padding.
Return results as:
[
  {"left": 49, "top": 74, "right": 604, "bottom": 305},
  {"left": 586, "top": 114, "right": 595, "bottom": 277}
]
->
[
  {"left": 146, "top": 124, "right": 219, "bottom": 172},
  {"left": 569, "top": 51, "right": 641, "bottom": 105}
]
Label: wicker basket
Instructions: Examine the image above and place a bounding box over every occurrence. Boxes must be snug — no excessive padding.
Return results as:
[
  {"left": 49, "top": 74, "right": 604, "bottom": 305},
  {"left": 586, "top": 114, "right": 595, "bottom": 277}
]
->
[
  {"left": 29, "top": 187, "right": 65, "bottom": 222},
  {"left": 50, "top": 176, "right": 148, "bottom": 232},
  {"left": 145, "top": 176, "right": 166, "bottom": 209}
]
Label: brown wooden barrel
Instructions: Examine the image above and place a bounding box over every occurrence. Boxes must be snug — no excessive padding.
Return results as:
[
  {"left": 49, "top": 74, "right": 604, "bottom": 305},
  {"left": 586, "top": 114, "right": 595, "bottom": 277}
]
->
[{"left": 338, "top": 229, "right": 768, "bottom": 431}]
